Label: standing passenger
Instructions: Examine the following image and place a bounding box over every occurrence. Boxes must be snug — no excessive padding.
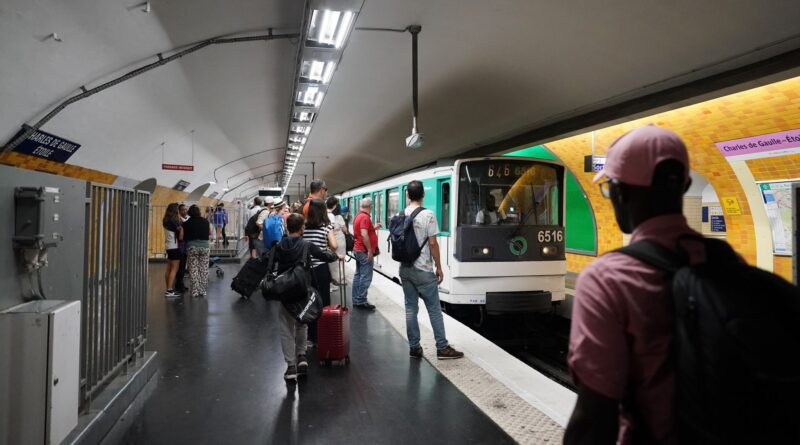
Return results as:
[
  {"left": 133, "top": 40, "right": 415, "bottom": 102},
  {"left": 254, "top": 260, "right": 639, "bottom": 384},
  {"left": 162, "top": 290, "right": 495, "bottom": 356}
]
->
[
  {"left": 248, "top": 197, "right": 263, "bottom": 219},
  {"left": 565, "top": 125, "right": 697, "bottom": 444},
  {"left": 213, "top": 203, "right": 228, "bottom": 245},
  {"left": 302, "top": 179, "right": 328, "bottom": 217},
  {"left": 400, "top": 181, "right": 463, "bottom": 360},
  {"left": 174, "top": 203, "right": 190, "bottom": 293},
  {"left": 183, "top": 205, "right": 211, "bottom": 297},
  {"left": 327, "top": 197, "right": 347, "bottom": 286},
  {"left": 274, "top": 214, "right": 339, "bottom": 381},
  {"left": 351, "top": 197, "right": 378, "bottom": 310},
  {"left": 162, "top": 203, "right": 183, "bottom": 298},
  {"left": 303, "top": 199, "right": 338, "bottom": 345}
]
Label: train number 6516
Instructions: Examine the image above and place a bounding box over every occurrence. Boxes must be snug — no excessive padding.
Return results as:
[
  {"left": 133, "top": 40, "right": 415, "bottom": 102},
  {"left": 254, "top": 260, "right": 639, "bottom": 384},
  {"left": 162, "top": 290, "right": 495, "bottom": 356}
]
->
[{"left": 537, "top": 230, "right": 564, "bottom": 243}]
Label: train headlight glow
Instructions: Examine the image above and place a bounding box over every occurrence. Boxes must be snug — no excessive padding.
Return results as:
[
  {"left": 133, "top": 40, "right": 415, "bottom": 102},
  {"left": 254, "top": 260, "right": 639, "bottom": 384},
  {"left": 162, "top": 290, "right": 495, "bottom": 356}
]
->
[
  {"left": 482, "top": 248, "right": 490, "bottom": 255},
  {"left": 542, "top": 246, "right": 555, "bottom": 256}
]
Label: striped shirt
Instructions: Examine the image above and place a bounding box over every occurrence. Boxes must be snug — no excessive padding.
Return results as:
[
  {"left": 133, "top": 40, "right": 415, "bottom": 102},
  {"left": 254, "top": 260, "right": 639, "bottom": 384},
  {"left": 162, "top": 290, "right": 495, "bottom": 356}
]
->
[{"left": 303, "top": 224, "right": 333, "bottom": 267}]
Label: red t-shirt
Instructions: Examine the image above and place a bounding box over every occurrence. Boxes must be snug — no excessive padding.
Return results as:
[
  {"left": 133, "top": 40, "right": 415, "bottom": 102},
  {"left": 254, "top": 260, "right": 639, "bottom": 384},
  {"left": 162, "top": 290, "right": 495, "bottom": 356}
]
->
[{"left": 353, "top": 210, "right": 377, "bottom": 253}]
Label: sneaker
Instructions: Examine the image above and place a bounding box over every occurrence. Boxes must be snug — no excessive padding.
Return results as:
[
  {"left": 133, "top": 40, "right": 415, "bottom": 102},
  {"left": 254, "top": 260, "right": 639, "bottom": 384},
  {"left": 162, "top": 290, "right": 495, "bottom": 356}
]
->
[
  {"left": 164, "top": 289, "right": 180, "bottom": 298},
  {"left": 297, "top": 355, "right": 308, "bottom": 375},
  {"left": 354, "top": 302, "right": 376, "bottom": 310},
  {"left": 437, "top": 345, "right": 464, "bottom": 360},
  {"left": 409, "top": 346, "right": 423, "bottom": 359},
  {"left": 284, "top": 365, "right": 298, "bottom": 381}
]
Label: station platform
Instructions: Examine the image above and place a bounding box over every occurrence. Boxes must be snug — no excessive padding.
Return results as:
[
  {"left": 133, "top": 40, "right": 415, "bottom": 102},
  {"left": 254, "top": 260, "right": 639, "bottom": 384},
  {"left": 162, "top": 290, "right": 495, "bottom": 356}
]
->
[{"left": 113, "top": 261, "right": 572, "bottom": 444}]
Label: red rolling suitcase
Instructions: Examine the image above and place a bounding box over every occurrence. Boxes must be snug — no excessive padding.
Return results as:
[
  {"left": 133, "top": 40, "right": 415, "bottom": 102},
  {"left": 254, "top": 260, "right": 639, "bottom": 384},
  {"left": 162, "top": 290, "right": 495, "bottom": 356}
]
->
[{"left": 317, "top": 260, "right": 350, "bottom": 366}]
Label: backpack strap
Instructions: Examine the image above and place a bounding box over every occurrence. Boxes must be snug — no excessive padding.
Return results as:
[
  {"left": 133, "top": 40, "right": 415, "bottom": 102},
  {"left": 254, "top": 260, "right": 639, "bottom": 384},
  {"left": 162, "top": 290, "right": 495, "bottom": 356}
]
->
[
  {"left": 300, "top": 240, "right": 311, "bottom": 269},
  {"left": 615, "top": 240, "right": 686, "bottom": 274},
  {"left": 407, "top": 207, "right": 429, "bottom": 251}
]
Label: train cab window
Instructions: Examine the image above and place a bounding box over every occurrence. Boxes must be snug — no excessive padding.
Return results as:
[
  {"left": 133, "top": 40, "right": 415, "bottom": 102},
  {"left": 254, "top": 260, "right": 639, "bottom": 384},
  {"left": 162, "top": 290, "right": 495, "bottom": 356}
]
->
[
  {"left": 440, "top": 181, "right": 451, "bottom": 234},
  {"left": 387, "top": 188, "right": 400, "bottom": 220},
  {"left": 457, "top": 160, "right": 563, "bottom": 227}
]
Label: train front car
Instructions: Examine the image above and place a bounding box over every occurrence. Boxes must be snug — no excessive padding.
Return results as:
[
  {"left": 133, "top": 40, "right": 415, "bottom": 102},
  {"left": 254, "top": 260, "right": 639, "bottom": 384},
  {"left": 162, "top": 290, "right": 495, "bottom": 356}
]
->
[{"left": 449, "top": 157, "right": 566, "bottom": 315}]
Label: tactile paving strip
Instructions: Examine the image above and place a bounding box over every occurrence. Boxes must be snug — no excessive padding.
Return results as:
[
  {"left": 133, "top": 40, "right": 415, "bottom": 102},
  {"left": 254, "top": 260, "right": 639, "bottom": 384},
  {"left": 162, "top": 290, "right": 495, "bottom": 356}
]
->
[{"left": 354, "top": 271, "right": 565, "bottom": 444}]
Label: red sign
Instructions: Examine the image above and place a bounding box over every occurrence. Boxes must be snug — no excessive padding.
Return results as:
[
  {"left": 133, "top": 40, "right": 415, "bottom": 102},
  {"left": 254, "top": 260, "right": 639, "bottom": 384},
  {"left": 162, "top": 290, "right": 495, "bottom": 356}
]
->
[{"left": 162, "top": 163, "right": 194, "bottom": 171}]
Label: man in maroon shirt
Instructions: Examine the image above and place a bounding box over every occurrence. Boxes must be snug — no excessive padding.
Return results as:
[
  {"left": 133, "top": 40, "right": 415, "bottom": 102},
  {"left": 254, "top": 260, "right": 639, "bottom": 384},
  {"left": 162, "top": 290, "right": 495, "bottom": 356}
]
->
[
  {"left": 566, "top": 125, "right": 701, "bottom": 445},
  {"left": 351, "top": 197, "right": 380, "bottom": 310}
]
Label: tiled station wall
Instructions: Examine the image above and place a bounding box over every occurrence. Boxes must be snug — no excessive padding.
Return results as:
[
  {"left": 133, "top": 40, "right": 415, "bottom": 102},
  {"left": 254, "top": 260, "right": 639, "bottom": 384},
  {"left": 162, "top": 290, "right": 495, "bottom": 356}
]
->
[{"left": 541, "top": 75, "right": 800, "bottom": 281}]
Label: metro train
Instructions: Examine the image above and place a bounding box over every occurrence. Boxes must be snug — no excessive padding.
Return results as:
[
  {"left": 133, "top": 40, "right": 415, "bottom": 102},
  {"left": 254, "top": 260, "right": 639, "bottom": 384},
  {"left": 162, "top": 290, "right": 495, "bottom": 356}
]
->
[{"left": 341, "top": 156, "right": 566, "bottom": 318}]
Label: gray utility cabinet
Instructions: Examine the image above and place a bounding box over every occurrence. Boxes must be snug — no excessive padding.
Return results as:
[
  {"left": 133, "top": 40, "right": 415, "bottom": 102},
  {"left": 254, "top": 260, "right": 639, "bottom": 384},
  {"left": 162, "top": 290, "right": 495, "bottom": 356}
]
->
[{"left": 0, "top": 300, "right": 81, "bottom": 445}]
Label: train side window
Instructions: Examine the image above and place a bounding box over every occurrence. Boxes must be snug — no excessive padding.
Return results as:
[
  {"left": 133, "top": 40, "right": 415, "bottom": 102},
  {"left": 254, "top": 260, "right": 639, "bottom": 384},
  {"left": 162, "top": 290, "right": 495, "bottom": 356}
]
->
[
  {"left": 403, "top": 186, "right": 410, "bottom": 208},
  {"left": 387, "top": 188, "right": 400, "bottom": 220},
  {"left": 440, "top": 180, "right": 451, "bottom": 234},
  {"left": 373, "top": 192, "right": 384, "bottom": 227}
]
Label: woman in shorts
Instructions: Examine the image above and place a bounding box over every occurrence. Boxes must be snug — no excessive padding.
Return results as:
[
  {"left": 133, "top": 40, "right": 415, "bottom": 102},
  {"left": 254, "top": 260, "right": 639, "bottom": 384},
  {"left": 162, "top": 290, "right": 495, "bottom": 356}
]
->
[{"left": 163, "top": 203, "right": 183, "bottom": 297}]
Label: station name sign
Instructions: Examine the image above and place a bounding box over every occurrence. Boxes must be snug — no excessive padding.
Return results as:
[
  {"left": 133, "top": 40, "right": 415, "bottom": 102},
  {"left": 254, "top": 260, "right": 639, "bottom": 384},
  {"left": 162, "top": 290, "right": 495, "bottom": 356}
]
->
[
  {"left": 715, "top": 129, "right": 800, "bottom": 161},
  {"left": 162, "top": 163, "right": 194, "bottom": 171},
  {"left": 11, "top": 128, "right": 81, "bottom": 163}
]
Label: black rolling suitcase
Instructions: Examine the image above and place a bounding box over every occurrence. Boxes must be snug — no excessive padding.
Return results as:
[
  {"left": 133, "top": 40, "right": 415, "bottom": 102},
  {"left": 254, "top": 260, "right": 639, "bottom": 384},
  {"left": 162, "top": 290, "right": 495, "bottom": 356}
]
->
[{"left": 231, "top": 254, "right": 270, "bottom": 298}]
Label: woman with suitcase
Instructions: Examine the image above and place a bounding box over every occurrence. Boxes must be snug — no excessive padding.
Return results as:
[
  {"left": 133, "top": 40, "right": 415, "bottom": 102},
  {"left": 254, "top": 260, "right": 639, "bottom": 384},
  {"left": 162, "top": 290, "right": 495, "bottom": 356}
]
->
[{"left": 303, "top": 199, "right": 338, "bottom": 347}]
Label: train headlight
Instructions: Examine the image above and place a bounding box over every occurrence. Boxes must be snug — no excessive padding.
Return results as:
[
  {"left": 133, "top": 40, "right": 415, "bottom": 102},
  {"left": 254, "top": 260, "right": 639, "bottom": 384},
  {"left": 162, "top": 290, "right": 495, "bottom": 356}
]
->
[
  {"left": 482, "top": 248, "right": 490, "bottom": 255},
  {"left": 542, "top": 246, "right": 557, "bottom": 256},
  {"left": 471, "top": 246, "right": 493, "bottom": 258}
]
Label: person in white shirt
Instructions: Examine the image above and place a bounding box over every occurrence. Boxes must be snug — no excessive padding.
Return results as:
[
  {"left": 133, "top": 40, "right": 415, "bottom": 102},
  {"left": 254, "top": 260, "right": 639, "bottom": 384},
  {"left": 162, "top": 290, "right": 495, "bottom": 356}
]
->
[
  {"left": 327, "top": 196, "right": 348, "bottom": 286},
  {"left": 247, "top": 197, "right": 263, "bottom": 219},
  {"left": 401, "top": 180, "right": 464, "bottom": 361},
  {"left": 476, "top": 194, "right": 501, "bottom": 225}
]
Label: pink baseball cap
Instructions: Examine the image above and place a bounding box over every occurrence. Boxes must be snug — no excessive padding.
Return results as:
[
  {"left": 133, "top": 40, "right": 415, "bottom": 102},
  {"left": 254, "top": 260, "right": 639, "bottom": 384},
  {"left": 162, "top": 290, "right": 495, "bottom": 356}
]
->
[{"left": 593, "top": 125, "right": 690, "bottom": 186}]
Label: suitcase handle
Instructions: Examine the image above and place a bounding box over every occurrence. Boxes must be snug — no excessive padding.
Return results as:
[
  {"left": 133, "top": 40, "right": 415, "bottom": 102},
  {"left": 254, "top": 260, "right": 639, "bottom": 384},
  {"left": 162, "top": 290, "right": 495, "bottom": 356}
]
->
[{"left": 339, "top": 259, "right": 347, "bottom": 308}]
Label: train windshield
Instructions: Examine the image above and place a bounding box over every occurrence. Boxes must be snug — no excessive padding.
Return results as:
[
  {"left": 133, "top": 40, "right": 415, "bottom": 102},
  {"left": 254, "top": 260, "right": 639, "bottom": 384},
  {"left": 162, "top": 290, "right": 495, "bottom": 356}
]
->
[{"left": 458, "top": 160, "right": 563, "bottom": 227}]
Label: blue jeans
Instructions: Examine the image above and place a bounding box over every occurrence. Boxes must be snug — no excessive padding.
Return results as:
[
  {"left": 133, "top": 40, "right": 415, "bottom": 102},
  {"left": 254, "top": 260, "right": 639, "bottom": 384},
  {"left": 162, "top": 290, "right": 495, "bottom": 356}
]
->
[
  {"left": 399, "top": 265, "right": 448, "bottom": 350},
  {"left": 352, "top": 250, "right": 374, "bottom": 305}
]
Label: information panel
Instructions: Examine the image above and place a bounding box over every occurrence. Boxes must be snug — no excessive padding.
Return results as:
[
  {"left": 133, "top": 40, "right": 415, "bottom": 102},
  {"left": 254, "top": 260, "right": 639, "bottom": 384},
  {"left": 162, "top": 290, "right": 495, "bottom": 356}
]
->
[{"left": 758, "top": 181, "right": 796, "bottom": 256}]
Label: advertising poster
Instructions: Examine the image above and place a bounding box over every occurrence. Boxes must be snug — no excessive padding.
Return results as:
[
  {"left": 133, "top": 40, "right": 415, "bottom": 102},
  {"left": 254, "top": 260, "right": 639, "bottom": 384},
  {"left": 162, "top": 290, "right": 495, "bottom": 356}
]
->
[{"left": 758, "top": 181, "right": 795, "bottom": 256}]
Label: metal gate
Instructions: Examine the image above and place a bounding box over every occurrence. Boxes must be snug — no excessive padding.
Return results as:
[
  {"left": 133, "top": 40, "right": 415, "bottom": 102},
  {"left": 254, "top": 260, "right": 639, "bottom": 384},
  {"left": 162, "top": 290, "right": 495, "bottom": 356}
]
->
[{"left": 81, "top": 183, "right": 149, "bottom": 403}]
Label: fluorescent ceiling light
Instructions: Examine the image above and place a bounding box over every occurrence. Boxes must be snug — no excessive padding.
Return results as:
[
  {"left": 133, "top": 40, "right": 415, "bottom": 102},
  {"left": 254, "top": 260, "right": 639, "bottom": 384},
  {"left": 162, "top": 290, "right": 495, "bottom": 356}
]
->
[
  {"left": 297, "top": 85, "right": 321, "bottom": 106},
  {"left": 314, "top": 91, "right": 325, "bottom": 107},
  {"left": 300, "top": 60, "right": 335, "bottom": 84},
  {"left": 289, "top": 136, "right": 307, "bottom": 144},
  {"left": 292, "top": 111, "right": 316, "bottom": 123},
  {"left": 307, "top": 10, "right": 354, "bottom": 49},
  {"left": 291, "top": 125, "right": 311, "bottom": 135}
]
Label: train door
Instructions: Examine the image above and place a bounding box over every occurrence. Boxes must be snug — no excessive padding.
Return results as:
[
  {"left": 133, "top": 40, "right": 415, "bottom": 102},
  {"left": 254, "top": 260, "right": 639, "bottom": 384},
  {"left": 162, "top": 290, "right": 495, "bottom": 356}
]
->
[
  {"left": 372, "top": 191, "right": 385, "bottom": 269},
  {"left": 438, "top": 178, "right": 452, "bottom": 291}
]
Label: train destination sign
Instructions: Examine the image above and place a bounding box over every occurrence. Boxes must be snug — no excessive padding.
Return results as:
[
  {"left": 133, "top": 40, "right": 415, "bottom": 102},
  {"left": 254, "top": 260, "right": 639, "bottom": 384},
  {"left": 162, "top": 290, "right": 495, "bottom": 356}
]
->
[
  {"left": 11, "top": 128, "right": 81, "bottom": 163},
  {"left": 715, "top": 129, "right": 800, "bottom": 161}
]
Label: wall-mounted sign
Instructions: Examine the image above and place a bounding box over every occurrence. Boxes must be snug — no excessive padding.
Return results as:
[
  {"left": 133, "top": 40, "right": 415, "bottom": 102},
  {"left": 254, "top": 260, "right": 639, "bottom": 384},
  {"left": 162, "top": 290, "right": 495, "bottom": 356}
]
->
[
  {"left": 583, "top": 155, "right": 606, "bottom": 173},
  {"left": 710, "top": 215, "right": 726, "bottom": 232},
  {"left": 720, "top": 196, "right": 742, "bottom": 215},
  {"left": 11, "top": 127, "right": 81, "bottom": 163},
  {"left": 173, "top": 180, "right": 190, "bottom": 191},
  {"left": 162, "top": 163, "right": 194, "bottom": 171},
  {"left": 758, "top": 181, "right": 796, "bottom": 256},
  {"left": 714, "top": 129, "right": 800, "bottom": 161}
]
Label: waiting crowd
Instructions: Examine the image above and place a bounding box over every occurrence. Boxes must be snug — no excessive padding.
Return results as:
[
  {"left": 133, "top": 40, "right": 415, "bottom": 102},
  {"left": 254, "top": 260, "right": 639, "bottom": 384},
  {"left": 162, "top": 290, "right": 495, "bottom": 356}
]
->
[{"left": 163, "top": 178, "right": 463, "bottom": 381}]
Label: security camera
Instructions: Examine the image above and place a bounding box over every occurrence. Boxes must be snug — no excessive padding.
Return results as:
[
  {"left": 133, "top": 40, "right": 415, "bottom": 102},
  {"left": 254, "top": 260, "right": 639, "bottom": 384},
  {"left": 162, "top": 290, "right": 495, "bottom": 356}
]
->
[{"left": 406, "top": 131, "right": 425, "bottom": 149}]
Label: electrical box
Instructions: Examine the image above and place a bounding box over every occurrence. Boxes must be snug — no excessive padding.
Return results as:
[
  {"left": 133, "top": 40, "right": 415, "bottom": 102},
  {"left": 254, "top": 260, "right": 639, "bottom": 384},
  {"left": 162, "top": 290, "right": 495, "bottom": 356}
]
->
[
  {"left": 13, "top": 187, "right": 62, "bottom": 249},
  {"left": 0, "top": 300, "right": 80, "bottom": 445}
]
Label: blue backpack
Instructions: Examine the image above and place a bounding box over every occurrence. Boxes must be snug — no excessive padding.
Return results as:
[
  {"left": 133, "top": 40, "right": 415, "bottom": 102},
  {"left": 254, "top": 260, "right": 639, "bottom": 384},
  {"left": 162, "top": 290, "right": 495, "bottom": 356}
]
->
[
  {"left": 388, "top": 207, "right": 427, "bottom": 265},
  {"left": 262, "top": 214, "right": 284, "bottom": 249}
]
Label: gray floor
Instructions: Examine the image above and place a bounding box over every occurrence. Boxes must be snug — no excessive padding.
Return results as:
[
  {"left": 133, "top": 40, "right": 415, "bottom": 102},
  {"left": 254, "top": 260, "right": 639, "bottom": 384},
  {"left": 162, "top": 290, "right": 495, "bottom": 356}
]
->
[{"left": 117, "top": 263, "right": 514, "bottom": 444}]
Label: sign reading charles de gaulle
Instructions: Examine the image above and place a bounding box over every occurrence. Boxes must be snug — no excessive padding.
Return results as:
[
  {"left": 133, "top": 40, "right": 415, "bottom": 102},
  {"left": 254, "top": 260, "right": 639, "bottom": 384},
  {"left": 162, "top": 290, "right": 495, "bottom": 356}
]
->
[{"left": 11, "top": 127, "right": 81, "bottom": 163}]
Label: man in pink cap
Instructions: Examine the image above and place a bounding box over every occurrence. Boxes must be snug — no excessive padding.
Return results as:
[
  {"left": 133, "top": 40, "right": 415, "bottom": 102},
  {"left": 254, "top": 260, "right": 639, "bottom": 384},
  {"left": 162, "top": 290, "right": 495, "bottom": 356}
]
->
[{"left": 565, "top": 125, "right": 700, "bottom": 444}]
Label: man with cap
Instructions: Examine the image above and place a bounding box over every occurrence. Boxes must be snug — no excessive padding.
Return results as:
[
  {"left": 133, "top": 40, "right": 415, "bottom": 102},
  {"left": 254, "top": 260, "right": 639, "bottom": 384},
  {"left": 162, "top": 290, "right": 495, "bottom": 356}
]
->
[
  {"left": 257, "top": 196, "right": 275, "bottom": 231},
  {"left": 565, "top": 125, "right": 700, "bottom": 445},
  {"left": 302, "top": 179, "right": 328, "bottom": 217}
]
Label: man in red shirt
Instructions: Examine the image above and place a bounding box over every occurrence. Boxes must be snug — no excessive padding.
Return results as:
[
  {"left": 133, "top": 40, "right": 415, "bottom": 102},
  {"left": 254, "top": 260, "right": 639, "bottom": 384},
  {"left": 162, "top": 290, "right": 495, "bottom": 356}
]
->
[
  {"left": 351, "top": 197, "right": 380, "bottom": 310},
  {"left": 566, "top": 125, "right": 701, "bottom": 444}
]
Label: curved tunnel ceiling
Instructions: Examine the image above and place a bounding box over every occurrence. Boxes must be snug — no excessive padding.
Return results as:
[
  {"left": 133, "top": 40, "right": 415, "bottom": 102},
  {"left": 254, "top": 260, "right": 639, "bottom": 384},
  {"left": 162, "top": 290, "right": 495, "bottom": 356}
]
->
[{"left": 2, "top": 0, "right": 800, "bottom": 199}]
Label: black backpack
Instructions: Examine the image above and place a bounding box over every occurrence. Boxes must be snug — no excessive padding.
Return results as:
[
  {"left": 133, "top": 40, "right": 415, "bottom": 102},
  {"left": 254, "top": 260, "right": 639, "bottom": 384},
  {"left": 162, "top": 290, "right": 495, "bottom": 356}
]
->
[
  {"left": 260, "top": 242, "right": 313, "bottom": 303},
  {"left": 245, "top": 209, "right": 268, "bottom": 237},
  {"left": 387, "top": 207, "right": 427, "bottom": 265},
  {"left": 617, "top": 237, "right": 800, "bottom": 444}
]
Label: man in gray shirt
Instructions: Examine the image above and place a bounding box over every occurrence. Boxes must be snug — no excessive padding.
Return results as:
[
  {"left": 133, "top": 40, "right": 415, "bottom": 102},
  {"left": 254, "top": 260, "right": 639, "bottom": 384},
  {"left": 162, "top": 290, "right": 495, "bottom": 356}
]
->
[{"left": 401, "top": 180, "right": 464, "bottom": 360}]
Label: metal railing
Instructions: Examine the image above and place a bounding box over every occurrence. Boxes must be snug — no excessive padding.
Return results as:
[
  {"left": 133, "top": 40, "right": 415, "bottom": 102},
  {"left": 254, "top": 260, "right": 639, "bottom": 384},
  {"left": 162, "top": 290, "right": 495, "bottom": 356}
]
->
[
  {"left": 147, "top": 204, "right": 246, "bottom": 259},
  {"left": 81, "top": 184, "right": 149, "bottom": 403}
]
